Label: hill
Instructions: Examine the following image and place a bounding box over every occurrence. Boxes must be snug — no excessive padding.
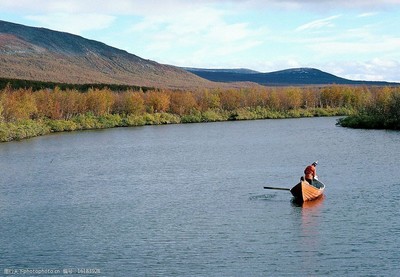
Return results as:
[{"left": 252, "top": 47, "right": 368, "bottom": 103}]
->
[
  {"left": 0, "top": 20, "right": 215, "bottom": 89},
  {"left": 186, "top": 67, "right": 399, "bottom": 86},
  {"left": 183, "top": 67, "right": 260, "bottom": 74},
  {"left": 1, "top": 20, "right": 398, "bottom": 89}
]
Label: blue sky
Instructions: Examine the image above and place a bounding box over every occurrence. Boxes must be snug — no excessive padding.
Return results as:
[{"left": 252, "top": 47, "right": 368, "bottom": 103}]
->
[{"left": 1, "top": 0, "right": 400, "bottom": 81}]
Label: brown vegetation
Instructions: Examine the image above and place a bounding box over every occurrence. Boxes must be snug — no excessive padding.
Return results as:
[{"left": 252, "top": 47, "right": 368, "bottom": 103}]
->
[
  {"left": 0, "top": 84, "right": 391, "bottom": 123},
  {"left": 0, "top": 84, "right": 399, "bottom": 142}
]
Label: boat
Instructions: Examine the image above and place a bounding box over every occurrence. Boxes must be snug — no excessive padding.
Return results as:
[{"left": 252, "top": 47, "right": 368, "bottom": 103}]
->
[
  {"left": 290, "top": 178, "right": 325, "bottom": 203},
  {"left": 263, "top": 178, "right": 325, "bottom": 203}
]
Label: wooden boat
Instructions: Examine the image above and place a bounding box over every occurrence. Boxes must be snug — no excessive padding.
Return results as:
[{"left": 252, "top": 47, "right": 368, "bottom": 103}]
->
[{"left": 290, "top": 179, "right": 325, "bottom": 203}]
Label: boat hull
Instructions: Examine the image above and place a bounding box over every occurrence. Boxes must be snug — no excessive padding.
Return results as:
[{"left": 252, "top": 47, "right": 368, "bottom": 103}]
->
[{"left": 290, "top": 180, "right": 325, "bottom": 203}]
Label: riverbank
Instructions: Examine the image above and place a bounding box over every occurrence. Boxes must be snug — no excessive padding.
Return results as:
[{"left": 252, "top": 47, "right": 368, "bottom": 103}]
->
[
  {"left": 1, "top": 84, "right": 398, "bottom": 142},
  {"left": 336, "top": 89, "right": 400, "bottom": 130},
  {"left": 0, "top": 107, "right": 349, "bottom": 142},
  {"left": 337, "top": 114, "right": 400, "bottom": 130}
]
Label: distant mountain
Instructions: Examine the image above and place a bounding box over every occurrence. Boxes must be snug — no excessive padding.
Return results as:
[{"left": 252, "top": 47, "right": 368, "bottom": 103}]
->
[
  {"left": 1, "top": 20, "right": 397, "bottom": 89},
  {"left": 186, "top": 67, "right": 399, "bottom": 86},
  {"left": 0, "top": 20, "right": 215, "bottom": 89},
  {"left": 183, "top": 67, "right": 260, "bottom": 74}
]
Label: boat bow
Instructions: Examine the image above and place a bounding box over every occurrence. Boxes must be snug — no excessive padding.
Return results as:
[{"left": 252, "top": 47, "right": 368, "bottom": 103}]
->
[{"left": 290, "top": 180, "right": 325, "bottom": 202}]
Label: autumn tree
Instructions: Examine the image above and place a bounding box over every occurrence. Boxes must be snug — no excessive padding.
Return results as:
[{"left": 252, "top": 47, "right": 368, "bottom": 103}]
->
[
  {"left": 35, "top": 89, "right": 57, "bottom": 119},
  {"left": 61, "top": 89, "right": 87, "bottom": 119},
  {"left": 145, "top": 91, "right": 170, "bottom": 113},
  {"left": 169, "top": 91, "right": 198, "bottom": 115},
  {"left": 281, "top": 87, "right": 303, "bottom": 109},
  {"left": 218, "top": 89, "right": 244, "bottom": 111},
  {"left": 371, "top": 86, "right": 392, "bottom": 114},
  {"left": 320, "top": 87, "right": 334, "bottom": 108},
  {"left": 0, "top": 88, "right": 37, "bottom": 121},
  {"left": 242, "top": 88, "right": 268, "bottom": 108},
  {"left": 196, "top": 89, "right": 221, "bottom": 111},
  {"left": 85, "top": 88, "right": 115, "bottom": 116},
  {"left": 266, "top": 89, "right": 281, "bottom": 111},
  {"left": 301, "top": 88, "right": 319, "bottom": 109},
  {"left": 116, "top": 90, "right": 145, "bottom": 115},
  {"left": 387, "top": 89, "right": 400, "bottom": 128}
]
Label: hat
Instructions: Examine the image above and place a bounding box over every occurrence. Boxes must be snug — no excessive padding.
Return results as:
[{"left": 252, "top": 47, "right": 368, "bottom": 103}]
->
[{"left": 312, "top": 161, "right": 318, "bottom": 166}]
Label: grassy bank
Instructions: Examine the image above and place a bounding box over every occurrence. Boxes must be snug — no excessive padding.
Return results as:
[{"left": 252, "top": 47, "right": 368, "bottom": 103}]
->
[{"left": 0, "top": 107, "right": 350, "bottom": 142}]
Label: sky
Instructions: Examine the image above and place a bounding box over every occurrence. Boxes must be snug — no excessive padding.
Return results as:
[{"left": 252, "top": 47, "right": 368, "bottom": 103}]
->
[{"left": 1, "top": 0, "right": 400, "bottom": 82}]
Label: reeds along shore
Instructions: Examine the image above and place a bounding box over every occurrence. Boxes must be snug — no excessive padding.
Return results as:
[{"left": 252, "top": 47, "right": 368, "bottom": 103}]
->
[{"left": 0, "top": 84, "right": 399, "bottom": 142}]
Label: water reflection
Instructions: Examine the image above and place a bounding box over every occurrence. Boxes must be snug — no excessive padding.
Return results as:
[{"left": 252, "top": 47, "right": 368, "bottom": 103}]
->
[
  {"left": 293, "top": 196, "right": 325, "bottom": 237},
  {"left": 291, "top": 195, "right": 325, "bottom": 208},
  {"left": 298, "top": 196, "right": 324, "bottom": 231},
  {"left": 292, "top": 196, "right": 324, "bottom": 273}
]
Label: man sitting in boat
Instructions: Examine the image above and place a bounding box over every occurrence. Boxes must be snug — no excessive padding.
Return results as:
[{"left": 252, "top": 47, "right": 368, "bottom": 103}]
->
[{"left": 304, "top": 161, "right": 318, "bottom": 185}]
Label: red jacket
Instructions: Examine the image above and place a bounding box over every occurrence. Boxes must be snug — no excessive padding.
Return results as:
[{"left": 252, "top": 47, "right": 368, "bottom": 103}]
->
[{"left": 304, "top": 165, "right": 316, "bottom": 180}]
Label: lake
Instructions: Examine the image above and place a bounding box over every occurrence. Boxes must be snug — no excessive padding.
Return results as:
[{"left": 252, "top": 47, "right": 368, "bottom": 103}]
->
[{"left": 0, "top": 117, "right": 399, "bottom": 276}]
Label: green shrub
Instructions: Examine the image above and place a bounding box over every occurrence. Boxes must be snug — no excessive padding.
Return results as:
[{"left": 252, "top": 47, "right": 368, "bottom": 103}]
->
[
  {"left": 98, "top": 114, "right": 123, "bottom": 128},
  {"left": 157, "top": 113, "right": 181, "bottom": 124},
  {"left": 72, "top": 113, "right": 99, "bottom": 129},
  {"left": 337, "top": 114, "right": 382, "bottom": 129},
  {"left": 235, "top": 108, "right": 257, "bottom": 120},
  {"left": 263, "top": 110, "right": 285, "bottom": 119},
  {"left": 201, "top": 109, "right": 226, "bottom": 122},
  {"left": 0, "top": 120, "right": 51, "bottom": 142},
  {"left": 287, "top": 109, "right": 302, "bottom": 118},
  {"left": 144, "top": 113, "right": 181, "bottom": 125},
  {"left": 125, "top": 114, "right": 146, "bottom": 126},
  {"left": 312, "top": 108, "right": 331, "bottom": 117},
  {"left": 181, "top": 110, "right": 202, "bottom": 123},
  {"left": 47, "top": 119, "right": 78, "bottom": 132}
]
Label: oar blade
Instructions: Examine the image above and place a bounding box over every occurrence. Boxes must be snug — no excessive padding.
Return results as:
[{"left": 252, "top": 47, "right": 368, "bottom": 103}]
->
[{"left": 263, "top": 186, "right": 291, "bottom": 191}]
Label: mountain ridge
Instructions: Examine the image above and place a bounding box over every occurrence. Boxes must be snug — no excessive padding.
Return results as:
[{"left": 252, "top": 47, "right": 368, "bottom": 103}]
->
[
  {"left": 0, "top": 20, "right": 217, "bottom": 89},
  {"left": 185, "top": 67, "right": 399, "bottom": 86},
  {"left": 1, "top": 20, "right": 398, "bottom": 88}
]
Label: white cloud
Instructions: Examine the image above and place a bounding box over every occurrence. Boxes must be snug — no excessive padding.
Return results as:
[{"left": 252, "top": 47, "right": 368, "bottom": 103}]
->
[
  {"left": 1, "top": 0, "right": 221, "bottom": 15},
  {"left": 129, "top": 5, "right": 267, "bottom": 61},
  {"left": 296, "top": 15, "right": 341, "bottom": 31},
  {"left": 250, "top": 0, "right": 400, "bottom": 10},
  {"left": 2, "top": 0, "right": 400, "bottom": 15},
  {"left": 306, "top": 35, "right": 400, "bottom": 58},
  {"left": 357, "top": 12, "right": 378, "bottom": 17},
  {"left": 326, "top": 59, "right": 400, "bottom": 82}
]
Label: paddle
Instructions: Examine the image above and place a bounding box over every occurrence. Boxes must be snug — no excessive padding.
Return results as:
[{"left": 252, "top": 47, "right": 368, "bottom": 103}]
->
[{"left": 263, "top": 186, "right": 291, "bottom": 191}]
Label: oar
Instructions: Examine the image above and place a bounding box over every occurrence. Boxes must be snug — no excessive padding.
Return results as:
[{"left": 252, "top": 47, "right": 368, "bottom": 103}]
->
[{"left": 263, "top": 186, "right": 291, "bottom": 191}]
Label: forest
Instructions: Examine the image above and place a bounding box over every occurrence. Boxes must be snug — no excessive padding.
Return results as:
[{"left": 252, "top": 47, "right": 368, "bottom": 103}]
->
[{"left": 0, "top": 83, "right": 399, "bottom": 142}]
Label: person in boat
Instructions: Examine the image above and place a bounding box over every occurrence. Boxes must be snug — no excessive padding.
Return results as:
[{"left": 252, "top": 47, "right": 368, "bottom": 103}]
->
[{"left": 304, "top": 161, "right": 318, "bottom": 185}]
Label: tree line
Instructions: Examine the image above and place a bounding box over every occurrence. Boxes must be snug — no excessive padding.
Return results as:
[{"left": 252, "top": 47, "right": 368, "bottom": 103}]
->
[
  {"left": 0, "top": 84, "right": 399, "bottom": 141},
  {"left": 0, "top": 85, "right": 371, "bottom": 121},
  {"left": 337, "top": 86, "right": 400, "bottom": 129},
  {"left": 0, "top": 77, "right": 152, "bottom": 93}
]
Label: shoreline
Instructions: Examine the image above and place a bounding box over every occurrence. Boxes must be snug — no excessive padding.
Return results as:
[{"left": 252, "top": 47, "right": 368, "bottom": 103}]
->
[{"left": 0, "top": 107, "right": 349, "bottom": 142}]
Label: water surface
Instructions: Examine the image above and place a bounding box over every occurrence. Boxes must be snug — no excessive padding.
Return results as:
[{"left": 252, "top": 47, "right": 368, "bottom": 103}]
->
[{"left": 1, "top": 117, "right": 399, "bottom": 276}]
